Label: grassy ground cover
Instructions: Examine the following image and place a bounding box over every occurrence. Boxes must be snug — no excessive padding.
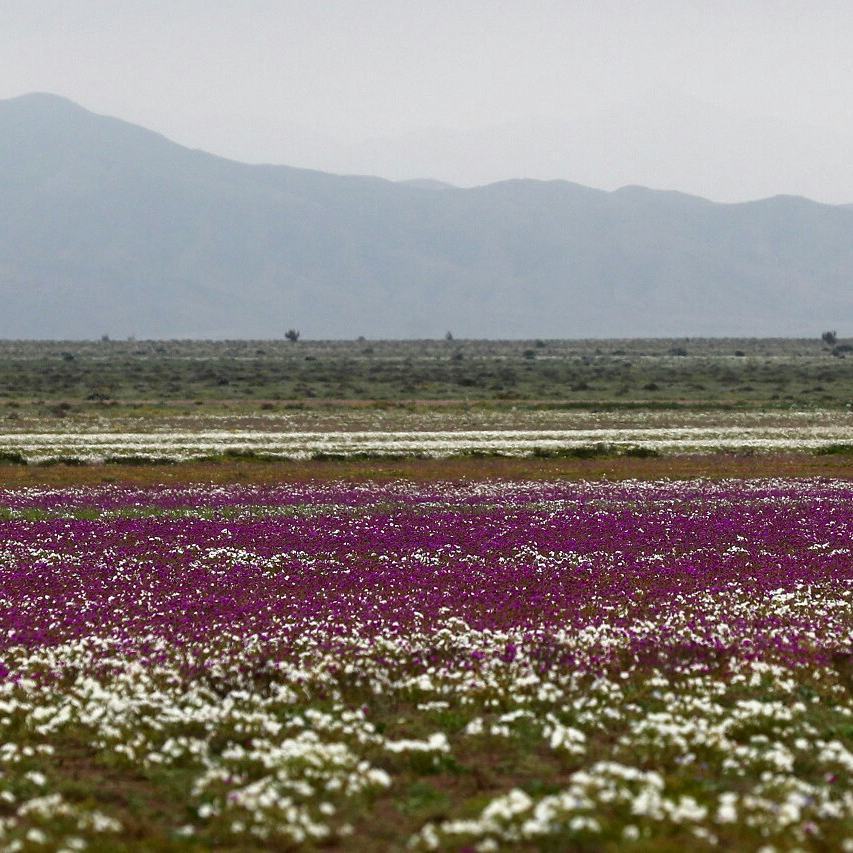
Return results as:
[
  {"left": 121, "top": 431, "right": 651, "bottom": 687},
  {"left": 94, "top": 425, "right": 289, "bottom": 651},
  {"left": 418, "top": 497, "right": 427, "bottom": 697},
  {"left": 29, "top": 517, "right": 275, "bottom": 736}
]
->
[
  {"left": 0, "top": 452, "right": 849, "bottom": 488},
  {"left": 1, "top": 338, "right": 850, "bottom": 410}
]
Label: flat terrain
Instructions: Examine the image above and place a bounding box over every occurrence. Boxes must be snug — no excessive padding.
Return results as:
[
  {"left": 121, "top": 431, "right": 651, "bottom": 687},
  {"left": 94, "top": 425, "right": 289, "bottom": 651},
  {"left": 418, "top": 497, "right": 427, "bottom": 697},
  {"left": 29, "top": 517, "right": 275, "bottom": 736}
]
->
[
  {"left": 0, "top": 453, "right": 850, "bottom": 488},
  {"left": 0, "top": 339, "right": 850, "bottom": 849},
  {"left": 1, "top": 338, "right": 851, "bottom": 413},
  {"left": 0, "top": 338, "right": 850, "bottom": 466},
  {"left": 0, "top": 479, "right": 850, "bottom": 849}
]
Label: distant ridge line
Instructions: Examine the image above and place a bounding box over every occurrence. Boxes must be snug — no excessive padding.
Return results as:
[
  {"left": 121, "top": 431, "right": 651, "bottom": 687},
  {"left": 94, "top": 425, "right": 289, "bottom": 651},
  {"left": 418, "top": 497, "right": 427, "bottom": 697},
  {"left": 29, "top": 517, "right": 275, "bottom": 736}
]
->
[{"left": 0, "top": 92, "right": 851, "bottom": 339}]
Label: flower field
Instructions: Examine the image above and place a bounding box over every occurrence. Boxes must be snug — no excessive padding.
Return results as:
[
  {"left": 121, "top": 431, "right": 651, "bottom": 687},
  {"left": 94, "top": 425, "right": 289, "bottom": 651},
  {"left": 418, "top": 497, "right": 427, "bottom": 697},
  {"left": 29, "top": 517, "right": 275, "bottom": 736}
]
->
[
  {"left": 2, "top": 422, "right": 853, "bottom": 465},
  {"left": 1, "top": 408, "right": 850, "bottom": 465},
  {"left": 0, "top": 478, "right": 851, "bottom": 850}
]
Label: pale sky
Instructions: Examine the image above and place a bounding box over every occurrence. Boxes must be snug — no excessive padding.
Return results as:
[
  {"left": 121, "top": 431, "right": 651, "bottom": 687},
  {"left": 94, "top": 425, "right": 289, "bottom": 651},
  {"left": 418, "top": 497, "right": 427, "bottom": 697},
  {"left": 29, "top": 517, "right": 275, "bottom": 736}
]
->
[{"left": 3, "top": 0, "right": 853, "bottom": 202}]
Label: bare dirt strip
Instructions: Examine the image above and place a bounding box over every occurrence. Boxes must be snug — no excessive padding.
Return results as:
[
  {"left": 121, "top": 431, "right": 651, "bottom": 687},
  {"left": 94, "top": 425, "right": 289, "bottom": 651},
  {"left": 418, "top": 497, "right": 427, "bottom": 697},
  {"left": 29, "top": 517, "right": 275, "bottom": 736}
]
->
[{"left": 0, "top": 452, "right": 849, "bottom": 487}]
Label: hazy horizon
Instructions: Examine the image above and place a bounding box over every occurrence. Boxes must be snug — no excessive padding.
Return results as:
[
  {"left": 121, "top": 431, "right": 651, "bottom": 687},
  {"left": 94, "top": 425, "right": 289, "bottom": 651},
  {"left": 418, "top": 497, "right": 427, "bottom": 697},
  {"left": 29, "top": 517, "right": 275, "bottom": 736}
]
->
[
  {"left": 2, "top": 88, "right": 851, "bottom": 340},
  {"left": 3, "top": 1, "right": 853, "bottom": 204}
]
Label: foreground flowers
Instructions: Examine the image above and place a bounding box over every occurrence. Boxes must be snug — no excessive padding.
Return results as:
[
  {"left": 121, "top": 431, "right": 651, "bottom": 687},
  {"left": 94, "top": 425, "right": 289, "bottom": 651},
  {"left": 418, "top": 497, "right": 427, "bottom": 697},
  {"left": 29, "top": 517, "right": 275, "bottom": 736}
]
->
[{"left": 0, "top": 479, "right": 850, "bottom": 849}]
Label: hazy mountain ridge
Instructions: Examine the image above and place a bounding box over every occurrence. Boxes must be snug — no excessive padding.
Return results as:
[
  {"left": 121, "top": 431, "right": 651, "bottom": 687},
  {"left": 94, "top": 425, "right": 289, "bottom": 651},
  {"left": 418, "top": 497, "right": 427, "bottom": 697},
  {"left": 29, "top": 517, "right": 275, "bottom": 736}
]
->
[
  {"left": 1, "top": 93, "right": 851, "bottom": 338},
  {"left": 335, "top": 94, "right": 853, "bottom": 204}
]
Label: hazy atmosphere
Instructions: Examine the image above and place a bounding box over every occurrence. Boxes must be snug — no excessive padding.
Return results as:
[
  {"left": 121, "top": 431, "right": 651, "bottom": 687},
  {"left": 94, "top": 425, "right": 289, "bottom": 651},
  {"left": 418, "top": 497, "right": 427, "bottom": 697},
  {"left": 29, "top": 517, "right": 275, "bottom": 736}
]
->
[
  {"left": 4, "top": 0, "right": 853, "bottom": 202},
  {"left": 0, "top": 5, "right": 852, "bottom": 851}
]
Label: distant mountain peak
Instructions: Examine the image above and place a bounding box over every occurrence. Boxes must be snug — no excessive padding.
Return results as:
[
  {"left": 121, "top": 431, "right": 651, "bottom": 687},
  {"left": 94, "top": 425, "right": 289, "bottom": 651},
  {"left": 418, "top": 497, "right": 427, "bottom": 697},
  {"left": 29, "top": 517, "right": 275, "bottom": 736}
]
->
[{"left": 3, "top": 91, "right": 87, "bottom": 111}]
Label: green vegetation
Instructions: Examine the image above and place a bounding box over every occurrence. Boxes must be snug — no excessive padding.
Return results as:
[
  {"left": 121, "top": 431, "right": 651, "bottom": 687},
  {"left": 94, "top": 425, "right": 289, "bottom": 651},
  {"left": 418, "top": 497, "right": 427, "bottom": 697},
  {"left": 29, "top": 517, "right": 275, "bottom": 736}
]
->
[{"left": 0, "top": 338, "right": 850, "bottom": 416}]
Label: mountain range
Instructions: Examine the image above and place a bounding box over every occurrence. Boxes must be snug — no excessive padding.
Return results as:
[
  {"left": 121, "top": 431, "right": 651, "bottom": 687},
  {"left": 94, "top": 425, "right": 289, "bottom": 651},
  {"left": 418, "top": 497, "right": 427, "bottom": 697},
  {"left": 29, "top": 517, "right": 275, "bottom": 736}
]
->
[{"left": 1, "top": 93, "right": 851, "bottom": 339}]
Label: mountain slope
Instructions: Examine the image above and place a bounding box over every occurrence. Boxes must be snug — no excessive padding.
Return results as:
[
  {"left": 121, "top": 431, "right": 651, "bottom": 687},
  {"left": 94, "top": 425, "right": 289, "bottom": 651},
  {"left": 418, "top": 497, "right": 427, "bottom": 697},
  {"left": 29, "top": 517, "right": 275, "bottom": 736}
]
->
[{"left": 1, "top": 93, "right": 851, "bottom": 338}]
